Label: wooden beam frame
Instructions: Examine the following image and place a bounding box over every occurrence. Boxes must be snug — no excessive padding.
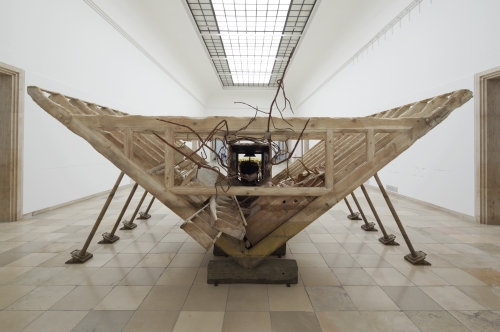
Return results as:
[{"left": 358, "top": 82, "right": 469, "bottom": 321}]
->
[{"left": 0, "top": 62, "right": 24, "bottom": 222}]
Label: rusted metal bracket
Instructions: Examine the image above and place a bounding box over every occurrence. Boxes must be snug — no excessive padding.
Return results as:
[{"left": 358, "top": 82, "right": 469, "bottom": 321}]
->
[
  {"left": 360, "top": 184, "right": 399, "bottom": 246},
  {"left": 138, "top": 196, "right": 155, "bottom": 219},
  {"left": 344, "top": 197, "right": 362, "bottom": 220},
  {"left": 99, "top": 182, "right": 138, "bottom": 243},
  {"left": 67, "top": 172, "right": 124, "bottom": 263},
  {"left": 374, "top": 173, "right": 430, "bottom": 265},
  {"left": 350, "top": 192, "right": 378, "bottom": 232}
]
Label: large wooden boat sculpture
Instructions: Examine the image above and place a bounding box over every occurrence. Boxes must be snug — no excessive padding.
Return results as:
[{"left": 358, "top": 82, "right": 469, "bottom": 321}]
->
[{"left": 27, "top": 86, "right": 472, "bottom": 272}]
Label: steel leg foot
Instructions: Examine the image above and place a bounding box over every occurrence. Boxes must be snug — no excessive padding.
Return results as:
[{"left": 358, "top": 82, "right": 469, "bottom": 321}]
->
[
  {"left": 99, "top": 232, "right": 120, "bottom": 244},
  {"left": 361, "top": 222, "right": 378, "bottom": 231},
  {"left": 137, "top": 212, "right": 151, "bottom": 220},
  {"left": 347, "top": 212, "right": 362, "bottom": 220},
  {"left": 120, "top": 221, "right": 137, "bottom": 230},
  {"left": 404, "top": 251, "right": 431, "bottom": 265},
  {"left": 378, "top": 234, "right": 400, "bottom": 246},
  {"left": 66, "top": 249, "right": 93, "bottom": 264}
]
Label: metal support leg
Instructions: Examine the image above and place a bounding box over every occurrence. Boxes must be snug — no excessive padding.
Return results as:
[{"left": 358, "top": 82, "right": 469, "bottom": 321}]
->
[
  {"left": 100, "top": 182, "right": 138, "bottom": 243},
  {"left": 138, "top": 196, "right": 155, "bottom": 219},
  {"left": 360, "top": 184, "right": 399, "bottom": 245},
  {"left": 120, "top": 189, "right": 148, "bottom": 230},
  {"left": 350, "top": 192, "right": 377, "bottom": 231},
  {"left": 374, "top": 173, "right": 429, "bottom": 265},
  {"left": 344, "top": 198, "right": 361, "bottom": 220},
  {"left": 67, "top": 172, "right": 125, "bottom": 264}
]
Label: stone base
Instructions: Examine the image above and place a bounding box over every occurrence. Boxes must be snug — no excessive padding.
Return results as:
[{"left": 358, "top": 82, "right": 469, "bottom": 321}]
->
[
  {"left": 213, "top": 243, "right": 287, "bottom": 257},
  {"left": 207, "top": 259, "right": 298, "bottom": 285}
]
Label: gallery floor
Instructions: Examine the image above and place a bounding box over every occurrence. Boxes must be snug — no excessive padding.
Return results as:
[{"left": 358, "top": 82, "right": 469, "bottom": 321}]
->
[{"left": 0, "top": 185, "right": 499, "bottom": 331}]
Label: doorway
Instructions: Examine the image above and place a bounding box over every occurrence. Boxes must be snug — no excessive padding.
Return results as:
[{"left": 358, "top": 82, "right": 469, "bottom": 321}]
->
[
  {"left": 475, "top": 66, "right": 500, "bottom": 224},
  {"left": 0, "top": 62, "right": 24, "bottom": 222}
]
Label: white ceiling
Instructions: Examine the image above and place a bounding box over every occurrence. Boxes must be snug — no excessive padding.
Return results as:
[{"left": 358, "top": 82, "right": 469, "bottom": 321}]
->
[{"left": 88, "top": 0, "right": 415, "bottom": 108}]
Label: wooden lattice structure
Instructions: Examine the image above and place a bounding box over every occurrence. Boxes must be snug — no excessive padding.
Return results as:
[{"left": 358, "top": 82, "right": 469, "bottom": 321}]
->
[{"left": 28, "top": 86, "right": 472, "bottom": 268}]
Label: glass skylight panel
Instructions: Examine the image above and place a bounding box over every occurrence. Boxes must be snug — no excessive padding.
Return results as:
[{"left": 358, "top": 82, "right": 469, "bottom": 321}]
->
[{"left": 187, "top": 0, "right": 317, "bottom": 87}]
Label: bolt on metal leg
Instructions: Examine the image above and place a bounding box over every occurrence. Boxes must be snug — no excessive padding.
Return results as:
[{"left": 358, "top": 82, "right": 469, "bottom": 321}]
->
[
  {"left": 121, "top": 189, "right": 148, "bottom": 230},
  {"left": 360, "top": 184, "right": 399, "bottom": 245},
  {"left": 374, "top": 173, "right": 429, "bottom": 265},
  {"left": 138, "top": 196, "right": 155, "bottom": 219},
  {"left": 350, "top": 191, "right": 377, "bottom": 231},
  {"left": 100, "top": 182, "right": 138, "bottom": 243},
  {"left": 344, "top": 197, "right": 362, "bottom": 220},
  {"left": 67, "top": 172, "right": 125, "bottom": 264}
]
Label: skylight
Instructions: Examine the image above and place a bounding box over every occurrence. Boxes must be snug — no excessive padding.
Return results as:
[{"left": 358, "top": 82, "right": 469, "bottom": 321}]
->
[{"left": 187, "top": 0, "right": 317, "bottom": 87}]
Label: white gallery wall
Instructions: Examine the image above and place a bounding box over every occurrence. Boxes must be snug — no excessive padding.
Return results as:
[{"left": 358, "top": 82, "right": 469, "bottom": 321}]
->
[
  {"left": 0, "top": 0, "right": 204, "bottom": 214},
  {"left": 295, "top": 0, "right": 500, "bottom": 216}
]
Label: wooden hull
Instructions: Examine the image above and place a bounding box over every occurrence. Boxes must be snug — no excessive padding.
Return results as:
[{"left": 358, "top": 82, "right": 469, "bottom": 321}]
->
[{"left": 27, "top": 86, "right": 472, "bottom": 268}]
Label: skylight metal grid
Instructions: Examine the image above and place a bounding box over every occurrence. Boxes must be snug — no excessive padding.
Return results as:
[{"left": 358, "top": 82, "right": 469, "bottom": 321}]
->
[{"left": 187, "top": 0, "right": 317, "bottom": 87}]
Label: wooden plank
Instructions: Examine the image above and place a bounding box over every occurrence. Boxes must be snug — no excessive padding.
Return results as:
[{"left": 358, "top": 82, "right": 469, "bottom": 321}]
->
[
  {"left": 74, "top": 114, "right": 422, "bottom": 133},
  {"left": 124, "top": 129, "right": 133, "bottom": 159},
  {"left": 170, "top": 186, "right": 330, "bottom": 196},
  {"left": 366, "top": 129, "right": 375, "bottom": 162},
  {"left": 164, "top": 129, "right": 174, "bottom": 188},
  {"left": 325, "top": 129, "right": 334, "bottom": 189}
]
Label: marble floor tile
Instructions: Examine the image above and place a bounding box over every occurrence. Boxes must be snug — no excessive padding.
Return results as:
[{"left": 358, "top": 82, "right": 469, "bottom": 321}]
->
[
  {"left": 293, "top": 253, "right": 329, "bottom": 268},
  {"left": 430, "top": 268, "right": 487, "bottom": 285},
  {"left": 420, "top": 286, "right": 486, "bottom": 310},
  {"left": 331, "top": 267, "right": 377, "bottom": 285},
  {"left": 7, "top": 285, "right": 74, "bottom": 310},
  {"left": 0, "top": 266, "right": 33, "bottom": 284},
  {"left": 299, "top": 267, "right": 340, "bottom": 286},
  {"left": 0, "top": 310, "right": 43, "bottom": 332},
  {"left": 8, "top": 267, "right": 65, "bottom": 285},
  {"left": 288, "top": 242, "right": 319, "bottom": 254},
  {"left": 156, "top": 267, "right": 198, "bottom": 285},
  {"left": 123, "top": 311, "right": 179, "bottom": 332},
  {"left": 43, "top": 266, "right": 99, "bottom": 285},
  {"left": 182, "top": 285, "right": 229, "bottom": 311},
  {"left": 223, "top": 312, "right": 272, "bottom": 332},
  {"left": 94, "top": 285, "right": 152, "bottom": 310},
  {"left": 172, "top": 311, "right": 224, "bottom": 332},
  {"left": 0, "top": 285, "right": 36, "bottom": 309},
  {"left": 382, "top": 286, "right": 443, "bottom": 310},
  {"left": 80, "top": 267, "right": 132, "bottom": 286},
  {"left": 149, "top": 242, "right": 183, "bottom": 254},
  {"left": 0, "top": 252, "right": 30, "bottom": 267},
  {"left": 169, "top": 253, "right": 204, "bottom": 268},
  {"left": 360, "top": 311, "right": 421, "bottom": 332},
  {"left": 268, "top": 286, "right": 313, "bottom": 311},
  {"left": 457, "top": 286, "right": 500, "bottom": 310},
  {"left": 50, "top": 285, "right": 113, "bottom": 310},
  {"left": 22, "top": 311, "right": 88, "bottom": 332},
  {"left": 462, "top": 268, "right": 500, "bottom": 285},
  {"left": 103, "top": 253, "right": 146, "bottom": 268},
  {"left": 405, "top": 311, "right": 469, "bottom": 332},
  {"left": 396, "top": 266, "right": 449, "bottom": 286},
  {"left": 316, "top": 311, "right": 371, "bottom": 331},
  {"left": 307, "top": 286, "right": 357, "bottom": 311},
  {"left": 350, "top": 254, "right": 392, "bottom": 268},
  {"left": 138, "top": 285, "right": 190, "bottom": 311},
  {"left": 270, "top": 311, "right": 321, "bottom": 332},
  {"left": 135, "top": 253, "right": 175, "bottom": 268},
  {"left": 343, "top": 286, "right": 400, "bottom": 310},
  {"left": 226, "top": 284, "right": 269, "bottom": 311},
  {"left": 118, "top": 267, "right": 165, "bottom": 285},
  {"left": 364, "top": 267, "right": 415, "bottom": 286},
  {"left": 322, "top": 254, "right": 360, "bottom": 268},
  {"left": 449, "top": 310, "right": 500, "bottom": 332},
  {"left": 313, "top": 243, "right": 349, "bottom": 254},
  {"left": 71, "top": 310, "right": 134, "bottom": 332}
]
